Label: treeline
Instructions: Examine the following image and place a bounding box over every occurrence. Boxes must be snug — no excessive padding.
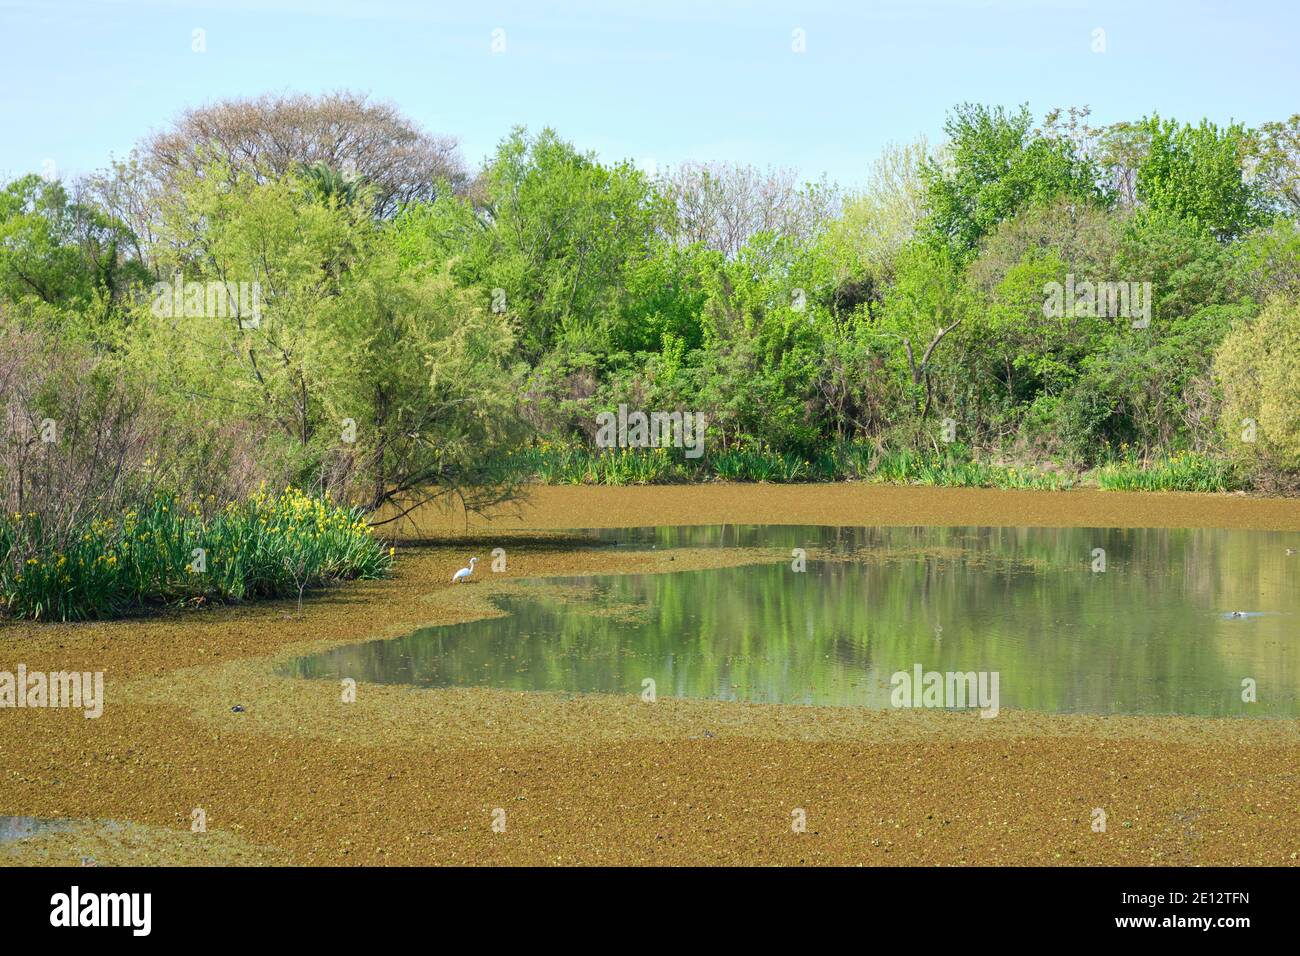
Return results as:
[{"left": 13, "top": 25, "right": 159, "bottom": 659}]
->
[{"left": 3, "top": 93, "right": 1300, "bottom": 537}]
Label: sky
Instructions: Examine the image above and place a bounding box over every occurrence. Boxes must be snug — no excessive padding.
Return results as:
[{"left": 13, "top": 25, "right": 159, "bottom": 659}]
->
[{"left": 1, "top": 0, "right": 1297, "bottom": 189}]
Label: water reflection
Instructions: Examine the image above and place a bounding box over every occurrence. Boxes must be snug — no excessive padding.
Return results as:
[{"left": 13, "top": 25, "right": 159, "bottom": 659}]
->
[{"left": 282, "top": 525, "right": 1300, "bottom": 717}]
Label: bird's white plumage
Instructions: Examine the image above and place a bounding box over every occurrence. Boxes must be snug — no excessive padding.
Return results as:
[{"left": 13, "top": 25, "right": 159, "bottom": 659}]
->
[{"left": 452, "top": 556, "right": 479, "bottom": 583}]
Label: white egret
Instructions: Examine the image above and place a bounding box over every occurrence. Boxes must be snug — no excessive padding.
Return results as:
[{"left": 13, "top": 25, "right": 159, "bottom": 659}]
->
[{"left": 451, "top": 556, "right": 479, "bottom": 584}]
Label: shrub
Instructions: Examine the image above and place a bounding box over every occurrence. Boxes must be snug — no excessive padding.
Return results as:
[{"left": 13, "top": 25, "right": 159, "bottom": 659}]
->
[{"left": 1213, "top": 296, "right": 1300, "bottom": 487}]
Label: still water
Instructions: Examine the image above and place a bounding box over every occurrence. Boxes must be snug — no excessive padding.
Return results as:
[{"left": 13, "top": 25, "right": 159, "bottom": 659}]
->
[{"left": 283, "top": 525, "right": 1300, "bottom": 717}]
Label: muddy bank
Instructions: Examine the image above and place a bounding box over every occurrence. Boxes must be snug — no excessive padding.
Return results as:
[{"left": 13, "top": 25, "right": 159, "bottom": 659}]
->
[{"left": 2, "top": 485, "right": 1298, "bottom": 866}]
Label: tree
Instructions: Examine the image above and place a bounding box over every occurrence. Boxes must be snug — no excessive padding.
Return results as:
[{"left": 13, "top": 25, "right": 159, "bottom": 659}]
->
[
  {"left": 660, "top": 161, "right": 840, "bottom": 259},
  {"left": 145, "top": 91, "right": 466, "bottom": 218},
  {"left": 1252, "top": 114, "right": 1300, "bottom": 217},
  {"left": 137, "top": 165, "right": 523, "bottom": 515},
  {"left": 318, "top": 236, "right": 525, "bottom": 519},
  {"left": 817, "top": 138, "right": 928, "bottom": 301},
  {"left": 401, "top": 127, "right": 668, "bottom": 360},
  {"left": 920, "top": 103, "right": 1108, "bottom": 256},
  {"left": 1213, "top": 297, "right": 1300, "bottom": 484},
  {"left": 878, "top": 243, "right": 969, "bottom": 422},
  {"left": 297, "top": 161, "right": 366, "bottom": 209},
  {"left": 1135, "top": 116, "right": 1265, "bottom": 240},
  {"left": 1096, "top": 121, "right": 1151, "bottom": 210},
  {"left": 1232, "top": 219, "right": 1300, "bottom": 303},
  {"left": 0, "top": 175, "right": 146, "bottom": 315}
]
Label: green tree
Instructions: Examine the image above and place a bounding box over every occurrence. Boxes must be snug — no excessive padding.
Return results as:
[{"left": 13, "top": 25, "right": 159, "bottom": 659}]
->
[
  {"left": 1213, "top": 297, "right": 1300, "bottom": 484},
  {"left": 1135, "top": 117, "right": 1265, "bottom": 240},
  {"left": 1252, "top": 114, "right": 1300, "bottom": 216},
  {"left": 135, "top": 165, "right": 522, "bottom": 514},
  {"left": 0, "top": 175, "right": 146, "bottom": 318},
  {"left": 403, "top": 127, "right": 668, "bottom": 361},
  {"left": 920, "top": 104, "right": 1108, "bottom": 256}
]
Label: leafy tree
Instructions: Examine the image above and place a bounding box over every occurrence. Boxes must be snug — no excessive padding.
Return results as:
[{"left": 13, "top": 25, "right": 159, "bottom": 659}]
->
[
  {"left": 877, "top": 243, "right": 970, "bottom": 421},
  {"left": 920, "top": 104, "right": 1108, "bottom": 256},
  {"left": 693, "top": 232, "right": 824, "bottom": 452},
  {"left": 615, "top": 240, "right": 715, "bottom": 355},
  {"left": 0, "top": 175, "right": 146, "bottom": 316},
  {"left": 1252, "top": 114, "right": 1300, "bottom": 216},
  {"left": 296, "top": 161, "right": 366, "bottom": 209},
  {"left": 135, "top": 166, "right": 521, "bottom": 514},
  {"left": 1232, "top": 219, "right": 1300, "bottom": 302},
  {"left": 1213, "top": 297, "right": 1300, "bottom": 485},
  {"left": 1116, "top": 209, "right": 1234, "bottom": 321},
  {"left": 816, "top": 138, "right": 928, "bottom": 317},
  {"left": 1135, "top": 117, "right": 1265, "bottom": 240},
  {"left": 403, "top": 127, "right": 668, "bottom": 361}
]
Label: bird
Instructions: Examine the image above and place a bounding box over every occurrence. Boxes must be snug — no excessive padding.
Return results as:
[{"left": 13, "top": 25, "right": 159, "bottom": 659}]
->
[
  {"left": 1286, "top": 548, "right": 1297, "bottom": 556},
  {"left": 451, "top": 556, "right": 479, "bottom": 584}
]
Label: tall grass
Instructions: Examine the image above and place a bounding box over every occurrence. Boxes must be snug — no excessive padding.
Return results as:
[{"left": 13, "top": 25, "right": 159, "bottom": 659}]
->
[
  {"left": 507, "top": 441, "right": 1073, "bottom": 489},
  {"left": 1093, "top": 452, "right": 1239, "bottom": 492},
  {"left": 0, "top": 488, "right": 392, "bottom": 621}
]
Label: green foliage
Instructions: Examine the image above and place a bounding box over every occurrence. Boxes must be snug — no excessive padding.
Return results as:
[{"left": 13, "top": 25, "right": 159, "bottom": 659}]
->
[
  {"left": 1232, "top": 219, "right": 1300, "bottom": 302},
  {"left": 920, "top": 104, "right": 1109, "bottom": 256},
  {"left": 4, "top": 94, "right": 1300, "bottom": 570},
  {"left": 1213, "top": 296, "right": 1300, "bottom": 482},
  {"left": 0, "top": 175, "right": 147, "bottom": 319},
  {"left": 296, "top": 161, "right": 367, "bottom": 208},
  {"left": 1094, "top": 452, "right": 1239, "bottom": 492},
  {"left": 0, "top": 489, "right": 391, "bottom": 621},
  {"left": 1253, "top": 114, "right": 1300, "bottom": 216},
  {"left": 509, "top": 441, "right": 1071, "bottom": 489},
  {"left": 1134, "top": 117, "right": 1266, "bottom": 240},
  {"left": 401, "top": 127, "right": 669, "bottom": 360},
  {"left": 135, "top": 166, "right": 524, "bottom": 515}
]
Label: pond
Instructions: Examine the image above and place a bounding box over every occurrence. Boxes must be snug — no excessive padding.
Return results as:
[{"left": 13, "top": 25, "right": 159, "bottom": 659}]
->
[{"left": 281, "top": 525, "right": 1300, "bottom": 717}]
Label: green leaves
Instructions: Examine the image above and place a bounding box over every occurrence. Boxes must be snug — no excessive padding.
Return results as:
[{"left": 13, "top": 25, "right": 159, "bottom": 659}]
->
[
  {"left": 1134, "top": 116, "right": 1266, "bottom": 241},
  {"left": 0, "top": 175, "right": 147, "bottom": 313},
  {"left": 919, "top": 104, "right": 1109, "bottom": 257},
  {"left": 0, "top": 490, "right": 390, "bottom": 621}
]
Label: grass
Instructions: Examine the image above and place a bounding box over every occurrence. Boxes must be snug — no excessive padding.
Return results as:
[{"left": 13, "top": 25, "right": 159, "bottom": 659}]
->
[
  {"left": 1093, "top": 451, "right": 1240, "bottom": 493},
  {"left": 0, "top": 488, "right": 393, "bottom": 622},
  {"left": 512, "top": 440, "right": 1251, "bottom": 492},
  {"left": 508, "top": 441, "right": 1074, "bottom": 489}
]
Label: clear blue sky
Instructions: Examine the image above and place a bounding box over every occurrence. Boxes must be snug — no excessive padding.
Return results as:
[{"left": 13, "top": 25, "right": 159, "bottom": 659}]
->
[{"left": 2, "top": 0, "right": 1296, "bottom": 187}]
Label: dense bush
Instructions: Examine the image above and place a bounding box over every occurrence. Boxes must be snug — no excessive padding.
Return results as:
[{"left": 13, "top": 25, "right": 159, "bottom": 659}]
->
[{"left": 1213, "top": 296, "right": 1300, "bottom": 490}]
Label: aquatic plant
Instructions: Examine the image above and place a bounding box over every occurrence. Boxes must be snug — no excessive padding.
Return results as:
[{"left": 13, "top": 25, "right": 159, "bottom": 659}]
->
[
  {"left": 0, "top": 488, "right": 392, "bottom": 621},
  {"left": 1093, "top": 451, "right": 1240, "bottom": 492}
]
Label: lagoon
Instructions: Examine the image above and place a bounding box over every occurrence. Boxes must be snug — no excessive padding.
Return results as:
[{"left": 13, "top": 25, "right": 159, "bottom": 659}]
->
[{"left": 282, "top": 525, "right": 1300, "bottom": 717}]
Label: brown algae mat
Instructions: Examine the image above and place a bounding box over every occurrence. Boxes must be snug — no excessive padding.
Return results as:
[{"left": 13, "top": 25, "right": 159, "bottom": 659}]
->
[{"left": 2, "top": 484, "right": 1299, "bottom": 866}]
